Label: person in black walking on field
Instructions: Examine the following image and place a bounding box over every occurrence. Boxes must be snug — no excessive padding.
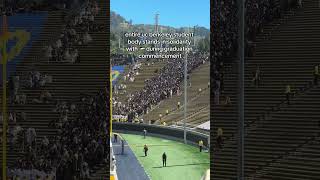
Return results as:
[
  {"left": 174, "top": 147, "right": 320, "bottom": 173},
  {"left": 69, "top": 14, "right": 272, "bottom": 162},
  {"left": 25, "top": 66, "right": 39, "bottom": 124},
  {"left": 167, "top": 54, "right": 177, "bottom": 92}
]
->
[
  {"left": 162, "top": 152, "right": 167, "bottom": 167},
  {"left": 144, "top": 144, "right": 148, "bottom": 156}
]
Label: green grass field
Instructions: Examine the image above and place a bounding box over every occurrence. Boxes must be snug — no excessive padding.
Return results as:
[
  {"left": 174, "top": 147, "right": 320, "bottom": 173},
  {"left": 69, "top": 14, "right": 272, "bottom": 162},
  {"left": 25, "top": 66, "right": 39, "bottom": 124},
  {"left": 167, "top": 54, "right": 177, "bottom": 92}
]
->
[{"left": 121, "top": 133, "right": 210, "bottom": 180}]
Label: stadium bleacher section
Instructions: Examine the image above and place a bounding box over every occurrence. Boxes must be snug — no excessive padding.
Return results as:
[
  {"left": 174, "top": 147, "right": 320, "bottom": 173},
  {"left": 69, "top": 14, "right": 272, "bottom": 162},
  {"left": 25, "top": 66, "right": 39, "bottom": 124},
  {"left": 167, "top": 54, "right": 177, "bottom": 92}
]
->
[
  {"left": 0, "top": 0, "right": 108, "bottom": 179},
  {"left": 113, "top": 52, "right": 209, "bottom": 123},
  {"left": 212, "top": 0, "right": 320, "bottom": 179},
  {"left": 0, "top": 12, "right": 47, "bottom": 84}
]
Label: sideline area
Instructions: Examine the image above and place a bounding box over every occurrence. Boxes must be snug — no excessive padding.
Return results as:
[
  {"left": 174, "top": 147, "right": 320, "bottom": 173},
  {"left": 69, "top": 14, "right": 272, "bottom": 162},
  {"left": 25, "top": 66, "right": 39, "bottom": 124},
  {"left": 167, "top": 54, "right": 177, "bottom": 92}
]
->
[
  {"left": 120, "top": 133, "right": 210, "bottom": 180},
  {"left": 112, "top": 135, "right": 149, "bottom": 180}
]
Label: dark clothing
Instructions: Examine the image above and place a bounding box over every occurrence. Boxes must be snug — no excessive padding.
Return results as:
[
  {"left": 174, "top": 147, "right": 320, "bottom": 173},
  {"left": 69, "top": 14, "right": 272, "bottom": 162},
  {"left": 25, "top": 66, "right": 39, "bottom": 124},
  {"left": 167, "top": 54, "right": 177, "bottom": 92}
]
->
[
  {"left": 318, "top": 121, "right": 320, "bottom": 137},
  {"left": 162, "top": 153, "right": 167, "bottom": 167},
  {"left": 143, "top": 130, "right": 147, "bottom": 138},
  {"left": 114, "top": 134, "right": 118, "bottom": 143},
  {"left": 199, "top": 146, "right": 203, "bottom": 152},
  {"left": 286, "top": 93, "right": 290, "bottom": 105},
  {"left": 144, "top": 147, "right": 148, "bottom": 156},
  {"left": 217, "top": 136, "right": 223, "bottom": 149},
  {"left": 121, "top": 140, "right": 124, "bottom": 155},
  {"left": 314, "top": 74, "right": 319, "bottom": 85}
]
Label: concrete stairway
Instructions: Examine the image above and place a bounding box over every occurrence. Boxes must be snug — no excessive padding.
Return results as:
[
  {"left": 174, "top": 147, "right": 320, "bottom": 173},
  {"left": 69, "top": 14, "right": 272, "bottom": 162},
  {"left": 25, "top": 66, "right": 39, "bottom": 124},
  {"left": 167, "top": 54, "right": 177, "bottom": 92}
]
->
[
  {"left": 141, "top": 61, "right": 210, "bottom": 124},
  {"left": 0, "top": 11, "right": 65, "bottom": 166},
  {"left": 114, "top": 60, "right": 167, "bottom": 103},
  {"left": 212, "top": 0, "right": 320, "bottom": 179}
]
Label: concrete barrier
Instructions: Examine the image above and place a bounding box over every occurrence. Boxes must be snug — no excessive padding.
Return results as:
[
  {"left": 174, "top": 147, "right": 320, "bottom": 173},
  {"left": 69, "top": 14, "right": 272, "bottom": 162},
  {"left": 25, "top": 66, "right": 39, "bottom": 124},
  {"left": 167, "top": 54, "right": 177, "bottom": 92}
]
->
[{"left": 112, "top": 122, "right": 210, "bottom": 147}]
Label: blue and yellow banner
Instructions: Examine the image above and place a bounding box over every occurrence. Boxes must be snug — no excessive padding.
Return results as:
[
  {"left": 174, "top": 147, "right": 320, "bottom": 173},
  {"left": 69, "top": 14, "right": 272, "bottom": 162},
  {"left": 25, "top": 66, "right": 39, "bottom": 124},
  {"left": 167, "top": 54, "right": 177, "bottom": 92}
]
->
[
  {"left": 0, "top": 12, "right": 47, "bottom": 84},
  {"left": 112, "top": 65, "right": 125, "bottom": 85}
]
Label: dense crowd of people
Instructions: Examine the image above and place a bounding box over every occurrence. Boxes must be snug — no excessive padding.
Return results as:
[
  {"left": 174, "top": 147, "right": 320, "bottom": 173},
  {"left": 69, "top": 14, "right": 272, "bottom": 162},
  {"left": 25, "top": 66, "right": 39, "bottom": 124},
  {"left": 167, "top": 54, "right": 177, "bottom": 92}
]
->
[
  {"left": 9, "top": 90, "right": 108, "bottom": 179},
  {"left": 113, "top": 52, "right": 209, "bottom": 119},
  {"left": 213, "top": 0, "right": 283, "bottom": 105},
  {"left": 7, "top": 69, "right": 53, "bottom": 106},
  {"left": 213, "top": 0, "right": 280, "bottom": 64},
  {"left": 5, "top": 0, "right": 109, "bottom": 179},
  {"left": 44, "top": 0, "right": 100, "bottom": 63}
]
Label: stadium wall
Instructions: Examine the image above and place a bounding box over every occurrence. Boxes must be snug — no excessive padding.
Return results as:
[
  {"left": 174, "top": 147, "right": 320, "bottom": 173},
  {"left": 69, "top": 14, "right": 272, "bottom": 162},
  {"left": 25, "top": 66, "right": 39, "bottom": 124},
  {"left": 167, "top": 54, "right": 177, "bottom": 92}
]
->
[{"left": 113, "top": 122, "right": 209, "bottom": 147}]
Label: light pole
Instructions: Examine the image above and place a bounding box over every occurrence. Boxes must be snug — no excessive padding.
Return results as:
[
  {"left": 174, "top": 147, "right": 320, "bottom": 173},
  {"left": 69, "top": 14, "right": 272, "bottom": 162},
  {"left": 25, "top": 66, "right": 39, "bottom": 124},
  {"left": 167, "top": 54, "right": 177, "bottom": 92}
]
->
[
  {"left": 183, "top": 27, "right": 191, "bottom": 144},
  {"left": 183, "top": 47, "right": 187, "bottom": 144}
]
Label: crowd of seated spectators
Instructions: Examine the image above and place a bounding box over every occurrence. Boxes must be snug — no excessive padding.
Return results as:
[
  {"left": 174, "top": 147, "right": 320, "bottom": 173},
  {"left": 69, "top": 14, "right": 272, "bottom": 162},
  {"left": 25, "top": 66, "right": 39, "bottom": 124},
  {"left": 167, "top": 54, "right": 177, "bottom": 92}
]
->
[
  {"left": 9, "top": 90, "right": 108, "bottom": 179},
  {"left": 213, "top": 0, "right": 282, "bottom": 105},
  {"left": 113, "top": 52, "right": 209, "bottom": 119},
  {"left": 5, "top": 0, "right": 109, "bottom": 178},
  {"left": 7, "top": 68, "right": 53, "bottom": 106},
  {"left": 213, "top": 0, "right": 280, "bottom": 63},
  {"left": 44, "top": 0, "right": 100, "bottom": 63}
]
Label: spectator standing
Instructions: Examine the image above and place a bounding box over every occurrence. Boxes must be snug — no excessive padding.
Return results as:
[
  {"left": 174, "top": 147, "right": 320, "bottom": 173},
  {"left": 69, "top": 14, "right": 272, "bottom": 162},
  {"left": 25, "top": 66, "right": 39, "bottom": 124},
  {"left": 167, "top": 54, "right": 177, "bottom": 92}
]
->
[
  {"left": 317, "top": 120, "right": 320, "bottom": 138},
  {"left": 314, "top": 65, "right": 319, "bottom": 85},
  {"left": 317, "top": 120, "right": 320, "bottom": 140},
  {"left": 114, "top": 134, "right": 118, "bottom": 143},
  {"left": 223, "top": 96, "right": 232, "bottom": 105},
  {"left": 8, "top": 77, "right": 14, "bottom": 102},
  {"left": 199, "top": 140, "right": 204, "bottom": 152},
  {"left": 121, "top": 139, "right": 124, "bottom": 155},
  {"left": 298, "top": 0, "right": 302, "bottom": 7},
  {"left": 216, "top": 128, "right": 224, "bottom": 150},
  {"left": 144, "top": 144, "right": 148, "bottom": 156},
  {"left": 143, "top": 129, "right": 147, "bottom": 139},
  {"left": 252, "top": 65, "right": 261, "bottom": 87},
  {"left": 162, "top": 152, "right": 167, "bottom": 167},
  {"left": 285, "top": 84, "right": 292, "bottom": 105}
]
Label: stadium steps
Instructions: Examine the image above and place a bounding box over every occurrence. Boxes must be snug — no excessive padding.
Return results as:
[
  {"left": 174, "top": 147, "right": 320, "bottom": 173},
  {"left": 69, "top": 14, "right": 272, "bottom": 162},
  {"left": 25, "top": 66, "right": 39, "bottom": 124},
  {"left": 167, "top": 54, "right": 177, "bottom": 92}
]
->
[
  {"left": 162, "top": 89, "right": 210, "bottom": 125},
  {"left": 253, "top": 139, "right": 320, "bottom": 180},
  {"left": 115, "top": 60, "right": 167, "bottom": 103},
  {"left": 141, "top": 61, "right": 210, "bottom": 124},
  {"left": 0, "top": 11, "right": 66, "bottom": 165},
  {"left": 87, "top": 0, "right": 109, "bottom": 178},
  {"left": 175, "top": 106, "right": 210, "bottom": 126},
  {"left": 0, "top": 7, "right": 108, "bottom": 179},
  {"left": 212, "top": 0, "right": 320, "bottom": 178},
  {"left": 245, "top": 87, "right": 320, "bottom": 179}
]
